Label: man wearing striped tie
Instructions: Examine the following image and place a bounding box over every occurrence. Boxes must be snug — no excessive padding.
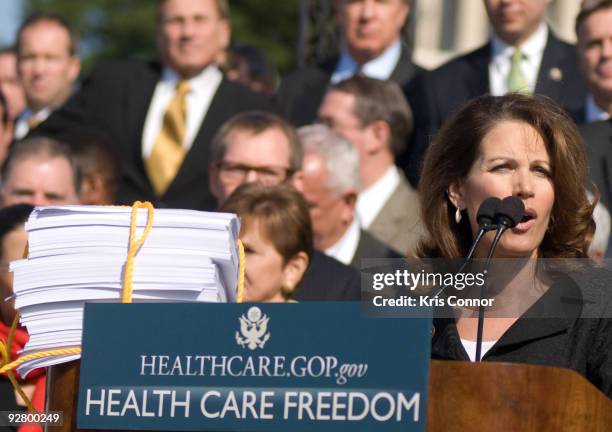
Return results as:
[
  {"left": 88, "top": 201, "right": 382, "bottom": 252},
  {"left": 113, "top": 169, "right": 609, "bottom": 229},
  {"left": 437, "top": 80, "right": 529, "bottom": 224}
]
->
[
  {"left": 406, "top": 0, "right": 587, "bottom": 186},
  {"left": 35, "top": 0, "right": 272, "bottom": 209}
]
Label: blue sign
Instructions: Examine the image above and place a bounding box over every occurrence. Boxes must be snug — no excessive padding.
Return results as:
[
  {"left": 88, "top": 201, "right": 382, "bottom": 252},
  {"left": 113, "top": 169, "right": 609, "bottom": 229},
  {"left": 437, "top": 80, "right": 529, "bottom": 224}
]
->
[{"left": 77, "top": 303, "right": 431, "bottom": 431}]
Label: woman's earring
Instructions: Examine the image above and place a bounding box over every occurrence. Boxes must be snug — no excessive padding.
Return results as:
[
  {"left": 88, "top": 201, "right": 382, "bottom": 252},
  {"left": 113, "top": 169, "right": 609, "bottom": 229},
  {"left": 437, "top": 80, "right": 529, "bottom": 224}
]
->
[
  {"left": 455, "top": 207, "right": 462, "bottom": 224},
  {"left": 281, "top": 282, "right": 295, "bottom": 299}
]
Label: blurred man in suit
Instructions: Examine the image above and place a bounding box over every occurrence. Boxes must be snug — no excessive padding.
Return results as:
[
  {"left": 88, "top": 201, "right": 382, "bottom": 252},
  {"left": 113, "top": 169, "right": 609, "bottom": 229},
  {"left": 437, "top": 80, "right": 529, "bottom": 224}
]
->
[
  {"left": 577, "top": 0, "right": 612, "bottom": 122},
  {"left": 209, "top": 111, "right": 361, "bottom": 301},
  {"left": 299, "top": 124, "right": 402, "bottom": 269},
  {"left": 36, "top": 0, "right": 271, "bottom": 210},
  {"left": 0, "top": 136, "right": 79, "bottom": 207},
  {"left": 318, "top": 76, "right": 422, "bottom": 254},
  {"left": 14, "top": 13, "right": 81, "bottom": 139},
  {"left": 578, "top": 1, "right": 612, "bottom": 209},
  {"left": 0, "top": 48, "right": 26, "bottom": 123},
  {"left": 407, "top": 0, "right": 587, "bottom": 186},
  {"left": 277, "top": 0, "right": 421, "bottom": 126}
]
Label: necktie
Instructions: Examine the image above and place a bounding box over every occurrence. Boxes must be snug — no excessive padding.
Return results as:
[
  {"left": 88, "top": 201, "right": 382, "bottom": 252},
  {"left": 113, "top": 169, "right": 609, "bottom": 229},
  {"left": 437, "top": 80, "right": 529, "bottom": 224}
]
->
[
  {"left": 27, "top": 116, "right": 40, "bottom": 130},
  {"left": 145, "top": 80, "right": 191, "bottom": 196},
  {"left": 507, "top": 49, "right": 530, "bottom": 95}
]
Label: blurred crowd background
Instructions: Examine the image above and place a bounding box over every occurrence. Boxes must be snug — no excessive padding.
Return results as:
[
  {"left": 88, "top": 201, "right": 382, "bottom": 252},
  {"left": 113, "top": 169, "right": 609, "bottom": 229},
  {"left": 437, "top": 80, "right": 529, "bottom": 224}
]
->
[{"left": 0, "top": 0, "right": 583, "bottom": 73}]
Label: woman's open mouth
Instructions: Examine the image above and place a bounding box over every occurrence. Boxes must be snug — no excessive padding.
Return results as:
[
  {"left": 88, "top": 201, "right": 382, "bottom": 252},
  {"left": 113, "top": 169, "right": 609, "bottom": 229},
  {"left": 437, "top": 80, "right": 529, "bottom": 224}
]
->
[{"left": 512, "top": 209, "right": 536, "bottom": 232}]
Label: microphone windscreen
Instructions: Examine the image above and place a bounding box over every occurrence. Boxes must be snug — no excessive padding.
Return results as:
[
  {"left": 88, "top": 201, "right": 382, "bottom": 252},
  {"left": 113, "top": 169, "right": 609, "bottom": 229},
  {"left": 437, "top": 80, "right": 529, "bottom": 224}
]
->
[
  {"left": 497, "top": 196, "right": 525, "bottom": 228},
  {"left": 476, "top": 197, "right": 501, "bottom": 226}
]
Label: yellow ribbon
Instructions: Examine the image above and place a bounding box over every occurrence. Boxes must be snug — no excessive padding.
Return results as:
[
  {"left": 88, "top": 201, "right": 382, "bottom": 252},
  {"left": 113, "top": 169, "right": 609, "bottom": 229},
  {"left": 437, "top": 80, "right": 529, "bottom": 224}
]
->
[
  {"left": 121, "top": 201, "right": 155, "bottom": 303},
  {"left": 237, "top": 239, "right": 245, "bottom": 303}
]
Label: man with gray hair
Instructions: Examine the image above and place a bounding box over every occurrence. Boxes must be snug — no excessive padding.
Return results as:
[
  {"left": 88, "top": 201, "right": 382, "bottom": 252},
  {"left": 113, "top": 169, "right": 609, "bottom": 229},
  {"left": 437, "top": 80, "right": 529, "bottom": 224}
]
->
[
  {"left": 0, "top": 136, "right": 80, "bottom": 206},
  {"left": 299, "top": 124, "right": 402, "bottom": 268}
]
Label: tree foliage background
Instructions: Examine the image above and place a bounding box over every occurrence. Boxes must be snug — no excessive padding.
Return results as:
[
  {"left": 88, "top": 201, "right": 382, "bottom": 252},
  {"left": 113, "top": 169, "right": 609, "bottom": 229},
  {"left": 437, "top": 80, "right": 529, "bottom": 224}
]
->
[{"left": 26, "top": 0, "right": 301, "bottom": 74}]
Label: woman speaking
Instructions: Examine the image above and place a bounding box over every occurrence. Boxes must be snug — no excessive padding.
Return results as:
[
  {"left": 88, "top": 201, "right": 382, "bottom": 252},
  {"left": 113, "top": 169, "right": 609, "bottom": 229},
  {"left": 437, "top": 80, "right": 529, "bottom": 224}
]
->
[{"left": 418, "top": 94, "right": 611, "bottom": 397}]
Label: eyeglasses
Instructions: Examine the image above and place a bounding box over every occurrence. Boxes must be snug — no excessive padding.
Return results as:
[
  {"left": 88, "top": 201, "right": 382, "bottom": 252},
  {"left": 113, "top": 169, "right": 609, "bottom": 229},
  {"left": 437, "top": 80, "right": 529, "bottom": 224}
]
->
[{"left": 216, "top": 161, "right": 294, "bottom": 186}]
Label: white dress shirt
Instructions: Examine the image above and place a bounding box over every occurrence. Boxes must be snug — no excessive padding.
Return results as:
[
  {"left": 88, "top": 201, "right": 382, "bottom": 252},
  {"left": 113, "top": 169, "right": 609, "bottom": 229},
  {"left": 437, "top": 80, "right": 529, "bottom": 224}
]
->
[
  {"left": 585, "top": 94, "right": 610, "bottom": 123},
  {"left": 325, "top": 218, "right": 361, "bottom": 266},
  {"left": 489, "top": 23, "right": 548, "bottom": 96},
  {"left": 14, "top": 107, "right": 52, "bottom": 140},
  {"left": 461, "top": 339, "right": 497, "bottom": 362},
  {"left": 330, "top": 39, "right": 402, "bottom": 84},
  {"left": 141, "top": 65, "right": 222, "bottom": 158},
  {"left": 356, "top": 166, "right": 401, "bottom": 229}
]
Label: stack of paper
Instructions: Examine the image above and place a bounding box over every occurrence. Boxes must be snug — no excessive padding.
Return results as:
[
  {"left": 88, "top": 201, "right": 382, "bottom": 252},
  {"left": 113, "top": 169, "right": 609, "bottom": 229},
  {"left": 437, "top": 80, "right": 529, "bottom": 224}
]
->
[{"left": 10, "top": 206, "right": 241, "bottom": 376}]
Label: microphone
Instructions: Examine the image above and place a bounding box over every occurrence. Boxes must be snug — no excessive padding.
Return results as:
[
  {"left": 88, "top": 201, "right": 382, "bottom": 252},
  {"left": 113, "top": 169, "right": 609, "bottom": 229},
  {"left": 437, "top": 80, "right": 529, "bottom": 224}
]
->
[
  {"left": 433, "top": 197, "right": 501, "bottom": 298},
  {"left": 474, "top": 196, "right": 525, "bottom": 361},
  {"left": 463, "top": 197, "right": 502, "bottom": 263},
  {"left": 493, "top": 196, "right": 525, "bottom": 232}
]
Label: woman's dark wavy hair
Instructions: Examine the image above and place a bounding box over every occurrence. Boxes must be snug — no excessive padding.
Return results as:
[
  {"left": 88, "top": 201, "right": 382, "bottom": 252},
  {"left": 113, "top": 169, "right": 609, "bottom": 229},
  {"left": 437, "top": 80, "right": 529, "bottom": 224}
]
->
[{"left": 417, "top": 94, "right": 595, "bottom": 259}]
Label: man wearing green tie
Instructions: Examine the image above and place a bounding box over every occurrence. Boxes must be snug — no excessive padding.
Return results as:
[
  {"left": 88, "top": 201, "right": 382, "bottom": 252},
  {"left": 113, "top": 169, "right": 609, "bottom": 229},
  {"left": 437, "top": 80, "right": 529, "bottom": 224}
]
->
[{"left": 407, "top": 0, "right": 587, "bottom": 186}]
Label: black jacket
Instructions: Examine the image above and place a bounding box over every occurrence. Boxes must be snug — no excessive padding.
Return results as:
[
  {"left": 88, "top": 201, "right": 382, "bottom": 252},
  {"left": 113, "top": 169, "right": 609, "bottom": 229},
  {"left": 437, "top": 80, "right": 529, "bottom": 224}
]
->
[
  {"left": 431, "top": 269, "right": 612, "bottom": 398},
  {"left": 580, "top": 119, "right": 612, "bottom": 210},
  {"left": 294, "top": 251, "right": 361, "bottom": 301},
  {"left": 276, "top": 45, "right": 423, "bottom": 127}
]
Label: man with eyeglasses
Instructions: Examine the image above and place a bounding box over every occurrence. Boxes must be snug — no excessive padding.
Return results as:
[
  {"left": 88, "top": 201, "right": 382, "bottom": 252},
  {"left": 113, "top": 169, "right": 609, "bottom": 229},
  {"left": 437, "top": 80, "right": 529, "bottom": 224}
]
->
[
  {"left": 209, "top": 111, "right": 361, "bottom": 301},
  {"left": 209, "top": 111, "right": 300, "bottom": 203}
]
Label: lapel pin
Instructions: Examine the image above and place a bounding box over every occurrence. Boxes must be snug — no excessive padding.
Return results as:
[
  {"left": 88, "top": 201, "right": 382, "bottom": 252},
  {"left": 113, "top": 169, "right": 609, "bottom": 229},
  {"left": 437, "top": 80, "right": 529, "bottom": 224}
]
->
[{"left": 549, "top": 67, "right": 563, "bottom": 82}]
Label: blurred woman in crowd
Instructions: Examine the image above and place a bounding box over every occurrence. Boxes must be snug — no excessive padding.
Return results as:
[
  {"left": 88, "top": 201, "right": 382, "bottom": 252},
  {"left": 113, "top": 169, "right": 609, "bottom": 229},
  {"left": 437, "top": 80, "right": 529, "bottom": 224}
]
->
[
  {"left": 418, "top": 94, "right": 611, "bottom": 396},
  {"left": 221, "top": 183, "right": 312, "bottom": 302}
]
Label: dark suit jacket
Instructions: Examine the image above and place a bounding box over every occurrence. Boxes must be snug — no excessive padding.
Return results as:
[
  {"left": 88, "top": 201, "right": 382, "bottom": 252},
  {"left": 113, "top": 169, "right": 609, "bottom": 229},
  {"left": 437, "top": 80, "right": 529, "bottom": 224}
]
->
[
  {"left": 35, "top": 60, "right": 273, "bottom": 210},
  {"left": 405, "top": 30, "right": 587, "bottom": 186},
  {"left": 431, "top": 269, "right": 612, "bottom": 398},
  {"left": 276, "top": 45, "right": 423, "bottom": 127},
  {"left": 581, "top": 119, "right": 612, "bottom": 210},
  {"left": 293, "top": 251, "right": 361, "bottom": 301},
  {"left": 350, "top": 229, "right": 403, "bottom": 269}
]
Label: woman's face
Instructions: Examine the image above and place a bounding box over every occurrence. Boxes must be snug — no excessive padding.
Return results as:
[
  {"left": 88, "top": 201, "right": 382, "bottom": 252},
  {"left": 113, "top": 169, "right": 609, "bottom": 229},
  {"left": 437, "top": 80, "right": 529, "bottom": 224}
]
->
[
  {"left": 454, "top": 120, "right": 555, "bottom": 258},
  {"left": 241, "top": 220, "right": 288, "bottom": 302},
  {"left": 0, "top": 226, "right": 28, "bottom": 325}
]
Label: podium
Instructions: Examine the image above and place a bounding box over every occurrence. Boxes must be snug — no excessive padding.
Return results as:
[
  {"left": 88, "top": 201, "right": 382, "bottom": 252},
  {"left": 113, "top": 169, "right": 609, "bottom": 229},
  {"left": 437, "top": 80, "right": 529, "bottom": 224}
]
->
[
  {"left": 45, "top": 360, "right": 612, "bottom": 431},
  {"left": 427, "top": 360, "right": 612, "bottom": 431}
]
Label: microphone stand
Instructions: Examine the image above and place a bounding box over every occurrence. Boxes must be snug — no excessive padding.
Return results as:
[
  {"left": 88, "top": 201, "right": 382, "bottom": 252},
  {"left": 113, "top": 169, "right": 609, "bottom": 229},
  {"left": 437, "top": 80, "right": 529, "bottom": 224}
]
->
[
  {"left": 474, "top": 226, "right": 506, "bottom": 361},
  {"left": 474, "top": 196, "right": 524, "bottom": 361},
  {"left": 432, "top": 225, "right": 496, "bottom": 299},
  {"left": 433, "top": 195, "right": 500, "bottom": 299}
]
